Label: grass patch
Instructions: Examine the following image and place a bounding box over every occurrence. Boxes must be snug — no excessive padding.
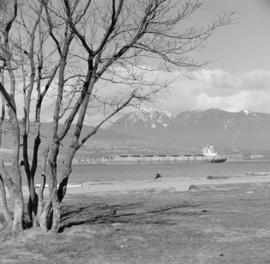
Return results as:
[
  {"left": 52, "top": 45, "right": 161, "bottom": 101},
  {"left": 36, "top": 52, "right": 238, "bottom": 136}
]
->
[{"left": 1, "top": 183, "right": 270, "bottom": 263}]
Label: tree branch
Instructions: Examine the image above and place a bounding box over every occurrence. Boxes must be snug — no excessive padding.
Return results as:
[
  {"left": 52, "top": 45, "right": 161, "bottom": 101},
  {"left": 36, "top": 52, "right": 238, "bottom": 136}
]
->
[
  {"left": 63, "top": 0, "right": 93, "bottom": 56},
  {"left": 0, "top": 82, "right": 16, "bottom": 114},
  {"left": 94, "top": 0, "right": 124, "bottom": 56},
  {"left": 79, "top": 92, "right": 137, "bottom": 147}
]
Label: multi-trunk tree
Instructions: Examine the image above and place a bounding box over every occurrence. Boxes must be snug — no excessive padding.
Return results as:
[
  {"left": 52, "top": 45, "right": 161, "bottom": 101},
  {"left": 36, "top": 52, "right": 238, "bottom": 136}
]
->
[{"left": 0, "top": 0, "right": 232, "bottom": 231}]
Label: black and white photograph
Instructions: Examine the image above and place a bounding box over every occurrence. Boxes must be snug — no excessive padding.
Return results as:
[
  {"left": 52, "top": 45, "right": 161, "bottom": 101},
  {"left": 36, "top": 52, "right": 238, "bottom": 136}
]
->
[{"left": 0, "top": 0, "right": 270, "bottom": 263}]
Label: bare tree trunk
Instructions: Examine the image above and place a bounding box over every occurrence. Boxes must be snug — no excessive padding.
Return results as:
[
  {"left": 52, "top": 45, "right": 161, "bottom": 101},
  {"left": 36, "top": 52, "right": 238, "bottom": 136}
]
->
[
  {"left": 21, "top": 4, "right": 43, "bottom": 226},
  {"left": 3, "top": 3, "right": 25, "bottom": 226},
  {"left": 37, "top": 147, "right": 48, "bottom": 225},
  {"left": 22, "top": 134, "right": 40, "bottom": 227},
  {"left": 0, "top": 161, "right": 23, "bottom": 231},
  {"left": 0, "top": 74, "right": 11, "bottom": 226},
  {"left": 51, "top": 95, "right": 91, "bottom": 229},
  {"left": 39, "top": 199, "right": 51, "bottom": 232},
  {"left": 39, "top": 187, "right": 59, "bottom": 232},
  {"left": 8, "top": 94, "right": 24, "bottom": 231},
  {"left": 40, "top": 145, "right": 60, "bottom": 232},
  {"left": 48, "top": 143, "right": 60, "bottom": 232},
  {"left": 12, "top": 189, "right": 24, "bottom": 231},
  {"left": 51, "top": 190, "right": 60, "bottom": 231},
  {"left": 27, "top": 177, "right": 38, "bottom": 227},
  {"left": 0, "top": 175, "right": 12, "bottom": 226},
  {"left": 40, "top": 23, "right": 73, "bottom": 231},
  {"left": 57, "top": 146, "right": 77, "bottom": 202}
]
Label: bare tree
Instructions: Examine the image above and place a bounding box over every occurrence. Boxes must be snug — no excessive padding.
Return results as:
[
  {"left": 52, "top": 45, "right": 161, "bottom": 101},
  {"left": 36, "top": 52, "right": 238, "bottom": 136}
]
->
[
  {"left": 0, "top": 74, "right": 12, "bottom": 227},
  {"left": 0, "top": 0, "right": 24, "bottom": 231},
  {"left": 38, "top": 0, "right": 233, "bottom": 231},
  {"left": 0, "top": 0, "right": 60, "bottom": 229},
  {"left": 16, "top": 0, "right": 61, "bottom": 227},
  {"left": 0, "top": 0, "right": 233, "bottom": 232}
]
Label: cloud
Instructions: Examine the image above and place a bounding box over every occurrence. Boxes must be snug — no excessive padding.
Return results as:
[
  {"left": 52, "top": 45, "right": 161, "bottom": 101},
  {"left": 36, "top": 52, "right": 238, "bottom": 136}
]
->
[
  {"left": 242, "top": 69, "right": 270, "bottom": 91},
  {"left": 7, "top": 66, "right": 270, "bottom": 125},
  {"left": 155, "top": 68, "right": 270, "bottom": 113}
]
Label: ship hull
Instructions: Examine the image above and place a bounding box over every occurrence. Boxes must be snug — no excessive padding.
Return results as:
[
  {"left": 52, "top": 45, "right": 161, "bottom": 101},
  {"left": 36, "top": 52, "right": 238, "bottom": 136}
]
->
[{"left": 107, "top": 156, "right": 227, "bottom": 165}]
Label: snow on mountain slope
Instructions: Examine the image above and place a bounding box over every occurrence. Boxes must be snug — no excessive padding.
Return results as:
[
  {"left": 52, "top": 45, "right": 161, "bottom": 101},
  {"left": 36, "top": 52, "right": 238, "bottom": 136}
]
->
[
  {"left": 107, "top": 108, "right": 270, "bottom": 150},
  {"left": 118, "top": 106, "right": 174, "bottom": 129}
]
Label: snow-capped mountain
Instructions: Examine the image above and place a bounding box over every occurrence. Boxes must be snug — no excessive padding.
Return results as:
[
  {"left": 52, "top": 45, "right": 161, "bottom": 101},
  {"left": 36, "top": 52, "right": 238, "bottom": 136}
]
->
[
  {"left": 107, "top": 108, "right": 270, "bottom": 150},
  {"left": 114, "top": 107, "right": 174, "bottom": 129}
]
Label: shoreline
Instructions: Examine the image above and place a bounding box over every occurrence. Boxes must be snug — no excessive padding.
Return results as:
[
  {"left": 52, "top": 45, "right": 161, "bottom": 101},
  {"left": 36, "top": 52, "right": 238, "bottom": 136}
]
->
[{"left": 22, "top": 174, "right": 270, "bottom": 197}]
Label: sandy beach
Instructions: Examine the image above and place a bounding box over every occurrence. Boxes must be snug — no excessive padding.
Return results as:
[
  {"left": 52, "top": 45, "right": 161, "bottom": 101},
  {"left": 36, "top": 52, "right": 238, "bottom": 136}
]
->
[
  {"left": 57, "top": 174, "right": 270, "bottom": 196},
  {"left": 14, "top": 174, "right": 269, "bottom": 200}
]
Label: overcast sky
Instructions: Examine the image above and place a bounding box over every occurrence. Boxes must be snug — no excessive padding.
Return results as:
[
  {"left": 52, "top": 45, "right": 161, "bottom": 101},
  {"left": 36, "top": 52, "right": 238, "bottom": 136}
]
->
[
  {"left": 9, "top": 0, "right": 270, "bottom": 122},
  {"left": 154, "top": 0, "right": 270, "bottom": 114}
]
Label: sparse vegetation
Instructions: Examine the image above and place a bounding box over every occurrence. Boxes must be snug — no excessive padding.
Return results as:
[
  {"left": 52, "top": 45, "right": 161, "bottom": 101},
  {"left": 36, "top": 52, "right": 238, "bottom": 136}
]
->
[{"left": 1, "top": 184, "right": 270, "bottom": 263}]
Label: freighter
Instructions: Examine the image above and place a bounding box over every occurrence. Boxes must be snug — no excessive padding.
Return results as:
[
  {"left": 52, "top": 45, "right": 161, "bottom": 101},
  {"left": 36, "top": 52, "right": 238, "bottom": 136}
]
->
[{"left": 107, "top": 145, "right": 227, "bottom": 165}]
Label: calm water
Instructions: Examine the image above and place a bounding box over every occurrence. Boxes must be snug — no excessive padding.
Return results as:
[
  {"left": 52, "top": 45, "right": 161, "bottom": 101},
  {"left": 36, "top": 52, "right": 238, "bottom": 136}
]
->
[
  {"left": 18, "top": 160, "right": 270, "bottom": 185},
  {"left": 55, "top": 160, "right": 270, "bottom": 184}
]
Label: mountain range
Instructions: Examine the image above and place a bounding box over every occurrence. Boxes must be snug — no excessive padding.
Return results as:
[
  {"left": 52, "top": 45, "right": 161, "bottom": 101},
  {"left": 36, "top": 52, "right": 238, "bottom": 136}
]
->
[
  {"left": 0, "top": 108, "right": 269, "bottom": 155},
  {"left": 106, "top": 108, "right": 270, "bottom": 151}
]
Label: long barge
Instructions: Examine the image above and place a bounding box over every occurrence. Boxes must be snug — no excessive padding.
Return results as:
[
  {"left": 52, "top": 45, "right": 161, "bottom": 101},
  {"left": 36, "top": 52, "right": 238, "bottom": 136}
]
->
[{"left": 107, "top": 146, "right": 227, "bottom": 165}]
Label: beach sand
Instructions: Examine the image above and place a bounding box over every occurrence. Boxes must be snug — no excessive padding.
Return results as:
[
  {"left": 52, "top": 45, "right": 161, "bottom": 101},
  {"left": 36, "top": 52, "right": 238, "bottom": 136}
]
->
[{"left": 60, "top": 174, "right": 270, "bottom": 196}]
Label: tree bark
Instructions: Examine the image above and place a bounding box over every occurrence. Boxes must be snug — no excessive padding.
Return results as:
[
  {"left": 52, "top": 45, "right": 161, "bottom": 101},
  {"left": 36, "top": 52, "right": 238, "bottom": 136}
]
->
[
  {"left": 40, "top": 23, "right": 73, "bottom": 231},
  {"left": 57, "top": 146, "right": 77, "bottom": 202},
  {"left": 8, "top": 95, "right": 24, "bottom": 231},
  {"left": 48, "top": 142, "right": 61, "bottom": 232},
  {"left": 37, "top": 147, "right": 48, "bottom": 225},
  {"left": 22, "top": 133, "right": 40, "bottom": 227},
  {"left": 40, "top": 145, "right": 60, "bottom": 232},
  {"left": 0, "top": 161, "right": 23, "bottom": 231},
  {"left": 0, "top": 175, "right": 12, "bottom": 226},
  {"left": 12, "top": 188, "right": 24, "bottom": 231},
  {"left": 0, "top": 75, "right": 11, "bottom": 226},
  {"left": 27, "top": 177, "right": 38, "bottom": 227},
  {"left": 39, "top": 199, "right": 52, "bottom": 232},
  {"left": 51, "top": 188, "right": 60, "bottom": 232}
]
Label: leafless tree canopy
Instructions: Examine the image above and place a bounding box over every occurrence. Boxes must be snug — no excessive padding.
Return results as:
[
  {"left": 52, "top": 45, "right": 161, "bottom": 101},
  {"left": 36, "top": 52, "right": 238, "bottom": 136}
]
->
[{"left": 0, "top": 0, "right": 233, "bottom": 231}]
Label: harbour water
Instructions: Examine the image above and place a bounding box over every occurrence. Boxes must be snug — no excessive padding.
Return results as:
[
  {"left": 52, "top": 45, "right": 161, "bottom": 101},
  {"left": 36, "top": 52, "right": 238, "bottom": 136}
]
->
[
  {"left": 57, "top": 160, "right": 270, "bottom": 184},
  {"left": 17, "top": 160, "right": 270, "bottom": 185}
]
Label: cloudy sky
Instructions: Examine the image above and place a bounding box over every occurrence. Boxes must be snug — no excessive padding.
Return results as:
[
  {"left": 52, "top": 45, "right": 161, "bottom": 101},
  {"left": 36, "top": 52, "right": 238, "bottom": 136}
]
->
[
  {"left": 154, "top": 0, "right": 270, "bottom": 114},
  {"left": 5, "top": 0, "right": 270, "bottom": 121}
]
